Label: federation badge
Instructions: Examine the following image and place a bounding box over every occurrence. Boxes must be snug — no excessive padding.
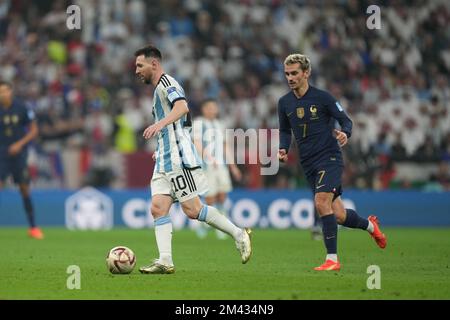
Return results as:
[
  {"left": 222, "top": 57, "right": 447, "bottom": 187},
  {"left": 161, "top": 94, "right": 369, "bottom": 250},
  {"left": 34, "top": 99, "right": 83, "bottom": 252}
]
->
[{"left": 310, "top": 105, "right": 318, "bottom": 119}]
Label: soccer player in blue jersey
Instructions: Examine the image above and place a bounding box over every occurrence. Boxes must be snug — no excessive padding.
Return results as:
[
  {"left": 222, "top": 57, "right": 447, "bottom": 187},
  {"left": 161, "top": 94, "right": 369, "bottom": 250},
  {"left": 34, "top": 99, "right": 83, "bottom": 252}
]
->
[
  {"left": 0, "top": 81, "right": 43, "bottom": 239},
  {"left": 134, "top": 45, "right": 252, "bottom": 274},
  {"left": 277, "top": 54, "right": 387, "bottom": 271}
]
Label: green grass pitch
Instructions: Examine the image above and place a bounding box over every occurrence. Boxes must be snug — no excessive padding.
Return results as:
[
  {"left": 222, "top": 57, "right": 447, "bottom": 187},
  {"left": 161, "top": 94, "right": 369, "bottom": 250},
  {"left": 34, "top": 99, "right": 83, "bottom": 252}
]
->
[{"left": 1, "top": 227, "right": 449, "bottom": 299}]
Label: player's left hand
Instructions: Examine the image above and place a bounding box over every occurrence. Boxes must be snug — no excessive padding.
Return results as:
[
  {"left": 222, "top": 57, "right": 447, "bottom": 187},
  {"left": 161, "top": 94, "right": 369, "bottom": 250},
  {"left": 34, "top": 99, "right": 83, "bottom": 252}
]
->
[
  {"left": 334, "top": 129, "right": 348, "bottom": 147},
  {"left": 8, "top": 142, "right": 23, "bottom": 156},
  {"left": 143, "top": 122, "right": 164, "bottom": 140}
]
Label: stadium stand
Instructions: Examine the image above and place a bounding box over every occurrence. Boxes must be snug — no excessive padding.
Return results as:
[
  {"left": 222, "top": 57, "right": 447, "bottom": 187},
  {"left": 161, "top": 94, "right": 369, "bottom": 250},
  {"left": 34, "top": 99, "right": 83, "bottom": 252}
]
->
[{"left": 0, "top": 0, "right": 449, "bottom": 190}]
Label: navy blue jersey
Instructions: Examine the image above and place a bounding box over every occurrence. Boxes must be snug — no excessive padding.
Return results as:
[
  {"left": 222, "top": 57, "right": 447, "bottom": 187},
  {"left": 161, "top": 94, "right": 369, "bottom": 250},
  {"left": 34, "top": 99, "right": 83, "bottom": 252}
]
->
[
  {"left": 278, "top": 85, "right": 352, "bottom": 170},
  {"left": 0, "top": 99, "right": 35, "bottom": 157}
]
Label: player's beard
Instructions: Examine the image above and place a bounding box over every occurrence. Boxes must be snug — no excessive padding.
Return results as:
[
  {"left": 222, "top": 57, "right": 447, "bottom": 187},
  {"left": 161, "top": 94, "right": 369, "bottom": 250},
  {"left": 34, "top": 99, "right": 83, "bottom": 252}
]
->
[
  {"left": 141, "top": 73, "right": 151, "bottom": 84},
  {"left": 138, "top": 72, "right": 152, "bottom": 84}
]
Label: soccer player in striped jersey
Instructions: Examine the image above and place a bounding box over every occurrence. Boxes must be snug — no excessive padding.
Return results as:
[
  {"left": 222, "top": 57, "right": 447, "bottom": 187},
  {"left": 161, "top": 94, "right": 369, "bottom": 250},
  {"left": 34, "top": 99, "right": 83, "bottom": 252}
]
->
[
  {"left": 134, "top": 45, "right": 252, "bottom": 274},
  {"left": 192, "top": 99, "right": 242, "bottom": 239},
  {"left": 278, "top": 54, "right": 387, "bottom": 271}
]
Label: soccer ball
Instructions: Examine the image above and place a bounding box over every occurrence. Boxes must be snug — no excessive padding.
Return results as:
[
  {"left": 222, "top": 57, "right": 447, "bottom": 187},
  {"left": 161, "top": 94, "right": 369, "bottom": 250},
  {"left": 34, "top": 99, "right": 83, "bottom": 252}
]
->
[{"left": 106, "top": 246, "right": 136, "bottom": 274}]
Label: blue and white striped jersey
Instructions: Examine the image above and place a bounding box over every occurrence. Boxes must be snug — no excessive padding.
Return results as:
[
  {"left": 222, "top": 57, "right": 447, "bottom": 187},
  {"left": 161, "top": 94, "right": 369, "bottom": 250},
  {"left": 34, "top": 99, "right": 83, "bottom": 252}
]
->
[
  {"left": 152, "top": 74, "right": 202, "bottom": 173},
  {"left": 192, "top": 116, "right": 227, "bottom": 169}
]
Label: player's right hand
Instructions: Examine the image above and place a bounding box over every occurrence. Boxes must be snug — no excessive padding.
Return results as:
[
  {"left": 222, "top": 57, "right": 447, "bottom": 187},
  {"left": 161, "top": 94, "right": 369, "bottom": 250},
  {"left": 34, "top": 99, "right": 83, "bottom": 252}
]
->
[
  {"left": 278, "top": 149, "right": 288, "bottom": 162},
  {"left": 143, "top": 122, "right": 164, "bottom": 139}
]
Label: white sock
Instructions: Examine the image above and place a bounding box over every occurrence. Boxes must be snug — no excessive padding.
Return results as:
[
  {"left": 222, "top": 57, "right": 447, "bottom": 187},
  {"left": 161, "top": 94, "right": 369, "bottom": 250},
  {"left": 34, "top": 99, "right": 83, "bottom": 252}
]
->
[
  {"left": 215, "top": 202, "right": 228, "bottom": 239},
  {"left": 154, "top": 216, "right": 173, "bottom": 266},
  {"left": 326, "top": 254, "right": 338, "bottom": 262},
  {"left": 198, "top": 205, "right": 241, "bottom": 240},
  {"left": 367, "top": 220, "right": 374, "bottom": 233}
]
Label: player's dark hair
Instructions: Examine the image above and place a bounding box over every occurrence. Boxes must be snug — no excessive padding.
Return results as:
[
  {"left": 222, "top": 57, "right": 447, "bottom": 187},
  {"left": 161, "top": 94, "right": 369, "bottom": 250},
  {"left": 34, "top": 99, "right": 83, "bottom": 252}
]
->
[
  {"left": 134, "top": 45, "right": 162, "bottom": 61},
  {"left": 0, "top": 80, "right": 12, "bottom": 88}
]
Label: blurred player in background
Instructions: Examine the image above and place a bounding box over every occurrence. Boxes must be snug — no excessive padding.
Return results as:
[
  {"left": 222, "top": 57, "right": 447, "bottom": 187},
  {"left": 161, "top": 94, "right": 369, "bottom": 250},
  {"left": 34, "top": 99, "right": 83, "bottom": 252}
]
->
[
  {"left": 277, "top": 54, "right": 387, "bottom": 271},
  {"left": 0, "top": 81, "right": 43, "bottom": 239},
  {"left": 134, "top": 45, "right": 252, "bottom": 274},
  {"left": 192, "top": 99, "right": 242, "bottom": 239}
]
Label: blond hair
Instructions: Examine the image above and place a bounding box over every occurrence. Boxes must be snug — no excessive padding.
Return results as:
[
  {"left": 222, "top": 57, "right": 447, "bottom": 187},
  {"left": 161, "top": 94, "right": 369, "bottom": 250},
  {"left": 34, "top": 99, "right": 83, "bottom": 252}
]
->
[{"left": 284, "top": 54, "right": 311, "bottom": 73}]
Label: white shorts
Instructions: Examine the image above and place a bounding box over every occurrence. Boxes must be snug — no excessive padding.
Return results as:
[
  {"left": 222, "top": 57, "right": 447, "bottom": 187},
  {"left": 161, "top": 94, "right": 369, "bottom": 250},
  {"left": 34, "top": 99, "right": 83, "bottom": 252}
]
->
[
  {"left": 204, "top": 165, "right": 232, "bottom": 197},
  {"left": 151, "top": 167, "right": 209, "bottom": 203}
]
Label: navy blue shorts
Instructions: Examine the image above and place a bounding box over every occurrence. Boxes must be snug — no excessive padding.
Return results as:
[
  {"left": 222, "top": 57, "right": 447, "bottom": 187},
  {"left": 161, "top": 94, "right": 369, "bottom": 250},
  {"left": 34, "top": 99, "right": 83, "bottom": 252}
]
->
[
  {"left": 305, "top": 160, "right": 343, "bottom": 200},
  {"left": 0, "top": 154, "right": 30, "bottom": 184}
]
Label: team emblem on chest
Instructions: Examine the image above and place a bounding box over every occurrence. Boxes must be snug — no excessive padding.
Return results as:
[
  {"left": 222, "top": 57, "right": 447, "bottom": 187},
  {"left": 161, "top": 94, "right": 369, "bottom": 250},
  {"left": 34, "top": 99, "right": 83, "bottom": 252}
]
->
[{"left": 310, "top": 105, "right": 319, "bottom": 120}]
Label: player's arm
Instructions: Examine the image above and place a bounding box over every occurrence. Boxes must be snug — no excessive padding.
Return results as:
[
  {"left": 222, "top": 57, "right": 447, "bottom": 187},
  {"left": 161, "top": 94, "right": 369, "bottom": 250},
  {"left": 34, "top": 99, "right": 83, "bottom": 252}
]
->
[
  {"left": 8, "top": 120, "right": 38, "bottom": 156},
  {"left": 224, "top": 140, "right": 242, "bottom": 181},
  {"left": 191, "top": 120, "right": 204, "bottom": 157},
  {"left": 278, "top": 100, "right": 292, "bottom": 162},
  {"left": 325, "top": 94, "right": 353, "bottom": 147},
  {"left": 191, "top": 119, "right": 214, "bottom": 166},
  {"left": 193, "top": 138, "right": 209, "bottom": 163},
  {"left": 143, "top": 99, "right": 188, "bottom": 139}
]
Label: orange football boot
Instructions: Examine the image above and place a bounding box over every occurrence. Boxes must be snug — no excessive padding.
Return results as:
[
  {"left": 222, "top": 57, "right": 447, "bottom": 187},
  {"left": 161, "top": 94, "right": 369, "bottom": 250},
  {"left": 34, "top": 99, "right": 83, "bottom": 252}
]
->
[
  {"left": 368, "top": 215, "right": 387, "bottom": 248},
  {"left": 314, "top": 259, "right": 341, "bottom": 271},
  {"left": 28, "top": 227, "right": 44, "bottom": 240}
]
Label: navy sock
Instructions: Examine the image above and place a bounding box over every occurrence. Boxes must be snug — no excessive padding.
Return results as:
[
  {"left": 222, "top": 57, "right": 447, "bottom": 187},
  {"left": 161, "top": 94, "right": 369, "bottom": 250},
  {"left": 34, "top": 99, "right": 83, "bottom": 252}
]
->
[
  {"left": 343, "top": 209, "right": 369, "bottom": 230},
  {"left": 22, "top": 196, "right": 36, "bottom": 228},
  {"left": 321, "top": 214, "right": 337, "bottom": 254}
]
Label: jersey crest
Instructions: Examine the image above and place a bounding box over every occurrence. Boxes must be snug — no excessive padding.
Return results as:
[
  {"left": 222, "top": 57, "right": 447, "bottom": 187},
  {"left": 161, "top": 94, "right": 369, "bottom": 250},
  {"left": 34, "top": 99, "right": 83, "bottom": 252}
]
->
[
  {"left": 297, "top": 107, "right": 305, "bottom": 119},
  {"left": 310, "top": 105, "right": 319, "bottom": 120}
]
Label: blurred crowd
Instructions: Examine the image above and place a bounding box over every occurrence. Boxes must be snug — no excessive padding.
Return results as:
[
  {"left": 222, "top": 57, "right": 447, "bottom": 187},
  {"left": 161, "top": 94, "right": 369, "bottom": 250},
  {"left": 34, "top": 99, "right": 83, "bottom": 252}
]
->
[{"left": 0, "top": 0, "right": 449, "bottom": 191}]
